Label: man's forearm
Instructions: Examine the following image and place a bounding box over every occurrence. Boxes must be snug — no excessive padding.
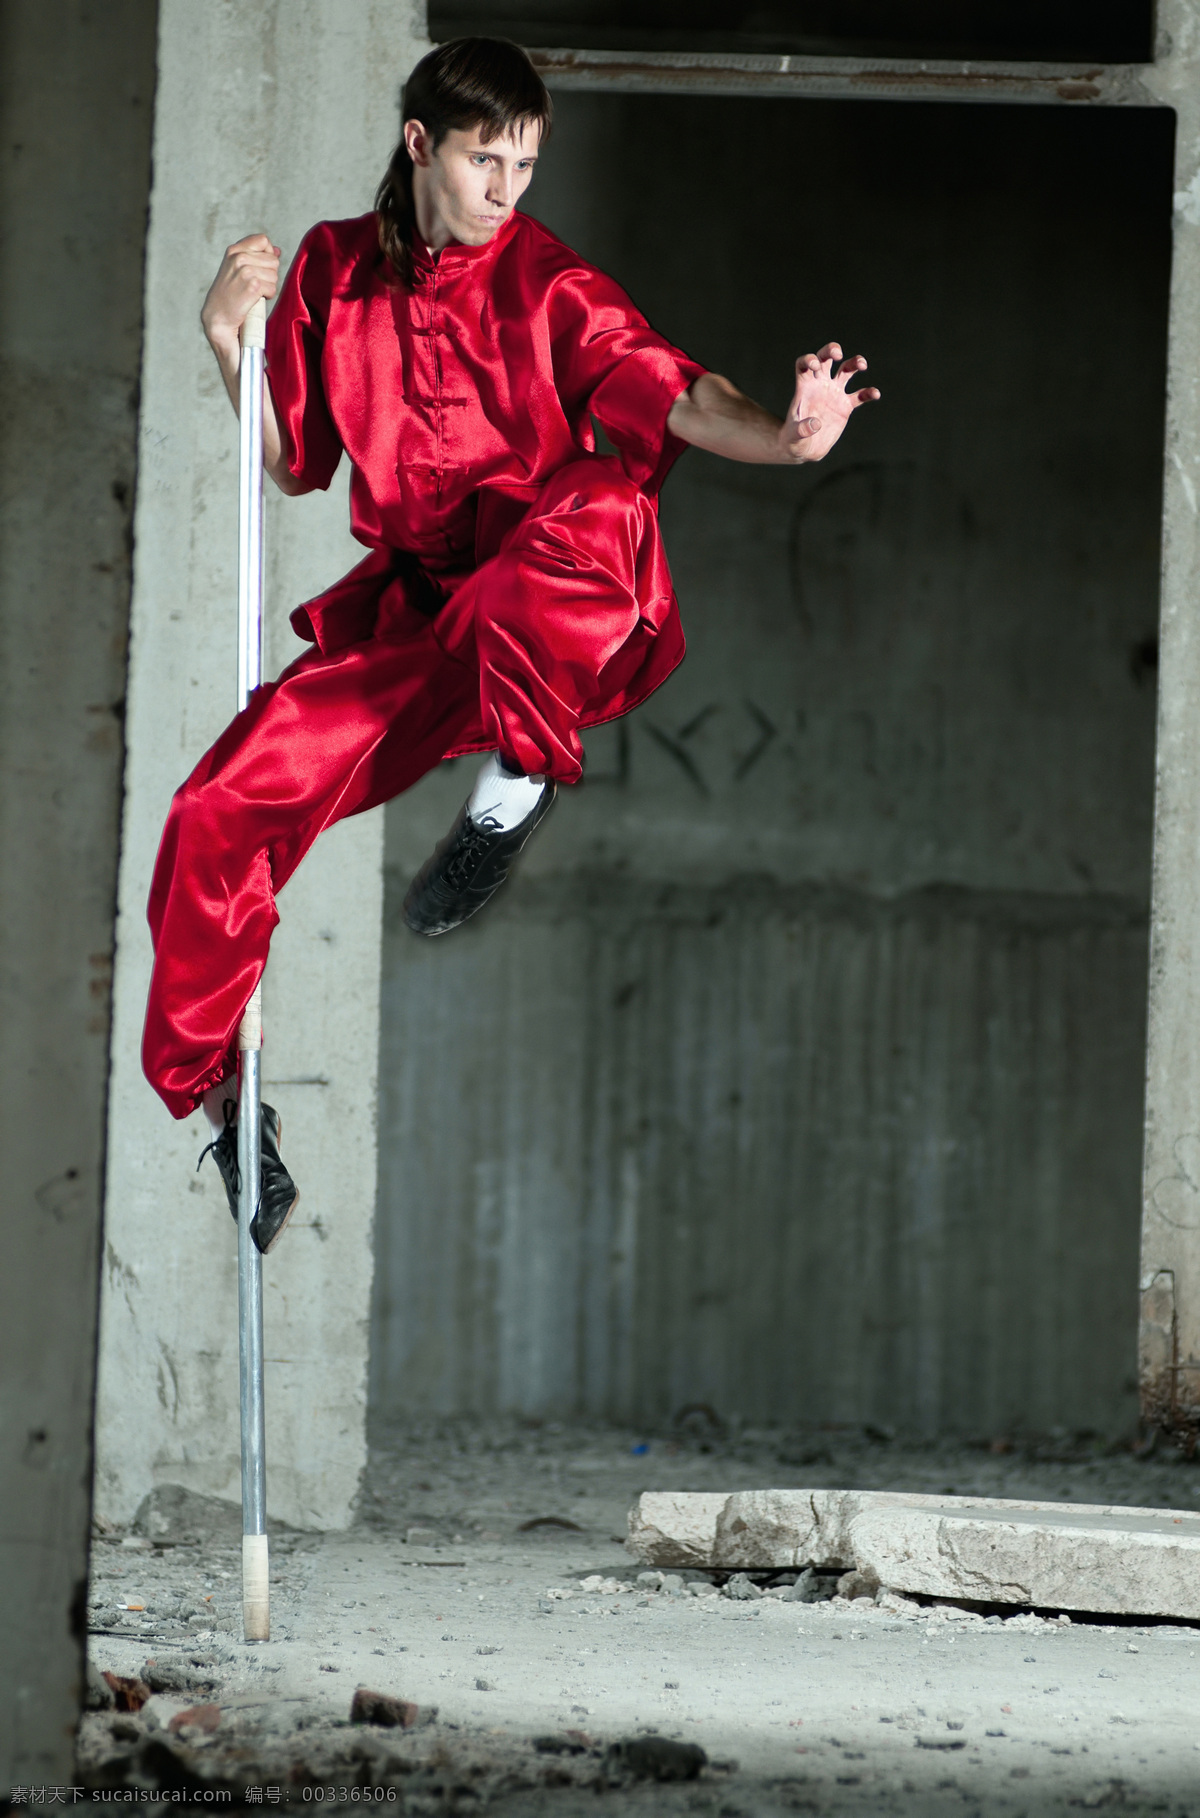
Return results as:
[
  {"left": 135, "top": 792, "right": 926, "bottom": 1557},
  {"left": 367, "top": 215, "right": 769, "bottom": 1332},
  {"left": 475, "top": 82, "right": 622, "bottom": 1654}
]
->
[
  {"left": 207, "top": 330, "right": 306, "bottom": 496},
  {"left": 667, "top": 372, "right": 795, "bottom": 466}
]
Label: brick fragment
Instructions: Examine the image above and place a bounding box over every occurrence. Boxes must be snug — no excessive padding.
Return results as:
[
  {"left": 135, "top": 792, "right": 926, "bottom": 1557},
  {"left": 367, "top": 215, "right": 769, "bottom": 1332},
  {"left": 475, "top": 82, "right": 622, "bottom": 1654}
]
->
[
  {"left": 102, "top": 1671, "right": 151, "bottom": 1712},
  {"left": 167, "top": 1703, "right": 222, "bottom": 1735},
  {"left": 350, "top": 1687, "right": 420, "bottom": 1728}
]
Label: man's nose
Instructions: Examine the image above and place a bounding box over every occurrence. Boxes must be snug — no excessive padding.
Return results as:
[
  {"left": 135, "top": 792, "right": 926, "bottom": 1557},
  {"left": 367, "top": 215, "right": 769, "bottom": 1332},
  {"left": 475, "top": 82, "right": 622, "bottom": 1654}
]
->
[{"left": 487, "top": 165, "right": 515, "bottom": 209}]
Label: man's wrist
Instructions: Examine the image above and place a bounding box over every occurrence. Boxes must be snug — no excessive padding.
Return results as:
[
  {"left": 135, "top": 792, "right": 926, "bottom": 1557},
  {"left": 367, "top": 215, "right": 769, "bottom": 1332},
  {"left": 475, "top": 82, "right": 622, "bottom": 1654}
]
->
[{"left": 204, "top": 321, "right": 241, "bottom": 369}]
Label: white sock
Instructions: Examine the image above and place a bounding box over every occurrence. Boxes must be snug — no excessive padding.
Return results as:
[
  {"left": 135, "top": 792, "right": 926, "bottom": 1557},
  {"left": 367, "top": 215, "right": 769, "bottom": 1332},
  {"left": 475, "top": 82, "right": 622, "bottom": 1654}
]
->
[
  {"left": 467, "top": 751, "right": 545, "bottom": 832},
  {"left": 202, "top": 1079, "right": 237, "bottom": 1140}
]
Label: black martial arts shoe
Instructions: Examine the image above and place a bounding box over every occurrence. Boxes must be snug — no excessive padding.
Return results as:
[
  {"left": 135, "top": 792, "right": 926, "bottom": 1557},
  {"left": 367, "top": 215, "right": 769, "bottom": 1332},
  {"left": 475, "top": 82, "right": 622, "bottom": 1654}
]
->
[
  {"left": 197, "top": 1099, "right": 299, "bottom": 1255},
  {"left": 198, "top": 1098, "right": 240, "bottom": 1219},
  {"left": 402, "top": 782, "right": 557, "bottom": 936}
]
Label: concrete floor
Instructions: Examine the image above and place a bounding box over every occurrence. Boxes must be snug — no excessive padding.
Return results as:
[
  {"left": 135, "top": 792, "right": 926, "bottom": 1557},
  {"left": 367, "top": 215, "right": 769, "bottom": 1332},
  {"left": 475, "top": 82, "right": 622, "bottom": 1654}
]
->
[{"left": 81, "top": 1421, "right": 1200, "bottom": 1814}]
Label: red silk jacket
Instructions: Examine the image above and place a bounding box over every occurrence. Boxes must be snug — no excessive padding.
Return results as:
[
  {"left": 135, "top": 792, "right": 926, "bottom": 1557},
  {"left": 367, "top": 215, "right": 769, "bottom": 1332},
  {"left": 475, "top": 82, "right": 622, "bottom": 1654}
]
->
[{"left": 264, "top": 209, "right": 705, "bottom": 719}]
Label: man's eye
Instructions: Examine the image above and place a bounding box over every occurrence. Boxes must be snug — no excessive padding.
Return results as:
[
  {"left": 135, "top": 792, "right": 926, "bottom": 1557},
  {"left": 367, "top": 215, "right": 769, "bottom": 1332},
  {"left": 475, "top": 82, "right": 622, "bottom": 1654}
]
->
[{"left": 471, "top": 155, "right": 489, "bottom": 166}]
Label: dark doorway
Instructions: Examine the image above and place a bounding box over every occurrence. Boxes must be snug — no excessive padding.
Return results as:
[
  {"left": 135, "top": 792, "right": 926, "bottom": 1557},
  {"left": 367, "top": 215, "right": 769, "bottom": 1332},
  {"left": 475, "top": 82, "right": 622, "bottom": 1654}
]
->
[{"left": 371, "top": 95, "right": 1172, "bottom": 1438}]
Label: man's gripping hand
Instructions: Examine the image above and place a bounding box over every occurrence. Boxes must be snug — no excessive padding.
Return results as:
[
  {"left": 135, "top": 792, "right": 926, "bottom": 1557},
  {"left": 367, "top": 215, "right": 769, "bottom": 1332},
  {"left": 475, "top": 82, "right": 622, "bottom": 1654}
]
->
[
  {"left": 200, "top": 233, "right": 304, "bottom": 495},
  {"left": 782, "top": 342, "right": 879, "bottom": 463},
  {"left": 201, "top": 233, "right": 282, "bottom": 359}
]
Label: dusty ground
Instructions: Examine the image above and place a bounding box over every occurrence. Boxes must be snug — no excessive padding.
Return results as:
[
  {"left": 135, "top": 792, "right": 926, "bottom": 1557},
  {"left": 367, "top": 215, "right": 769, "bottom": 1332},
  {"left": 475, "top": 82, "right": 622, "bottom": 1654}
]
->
[{"left": 78, "top": 1420, "right": 1200, "bottom": 1815}]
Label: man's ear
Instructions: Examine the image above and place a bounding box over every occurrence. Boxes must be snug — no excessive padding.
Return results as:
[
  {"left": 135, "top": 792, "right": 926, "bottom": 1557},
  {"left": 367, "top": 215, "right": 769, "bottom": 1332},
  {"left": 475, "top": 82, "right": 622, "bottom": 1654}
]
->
[{"left": 404, "top": 119, "right": 432, "bottom": 167}]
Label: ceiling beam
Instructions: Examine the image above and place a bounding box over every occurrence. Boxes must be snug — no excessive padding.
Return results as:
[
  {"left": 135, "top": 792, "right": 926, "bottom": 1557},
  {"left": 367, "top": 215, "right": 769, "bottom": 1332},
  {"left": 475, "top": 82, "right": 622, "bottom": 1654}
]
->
[{"left": 529, "top": 48, "right": 1162, "bottom": 108}]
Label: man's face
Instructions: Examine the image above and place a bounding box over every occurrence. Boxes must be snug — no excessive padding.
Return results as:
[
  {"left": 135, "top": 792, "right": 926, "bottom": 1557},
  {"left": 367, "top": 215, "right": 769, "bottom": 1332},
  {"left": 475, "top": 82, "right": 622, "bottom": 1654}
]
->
[{"left": 405, "top": 118, "right": 540, "bottom": 250}]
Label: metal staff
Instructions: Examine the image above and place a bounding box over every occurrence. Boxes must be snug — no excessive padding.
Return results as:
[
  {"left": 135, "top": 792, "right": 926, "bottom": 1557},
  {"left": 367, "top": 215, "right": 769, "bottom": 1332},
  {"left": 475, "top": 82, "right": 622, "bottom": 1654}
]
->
[{"left": 237, "top": 295, "right": 269, "bottom": 1643}]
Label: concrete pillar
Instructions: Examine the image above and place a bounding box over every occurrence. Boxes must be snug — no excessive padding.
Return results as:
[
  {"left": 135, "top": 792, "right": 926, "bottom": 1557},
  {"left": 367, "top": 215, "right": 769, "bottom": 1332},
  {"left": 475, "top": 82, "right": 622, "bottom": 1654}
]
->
[
  {"left": 95, "top": 1, "right": 430, "bottom": 1531},
  {"left": 1141, "top": 3, "right": 1200, "bottom": 1447},
  {"left": 0, "top": 0, "right": 155, "bottom": 1781}
]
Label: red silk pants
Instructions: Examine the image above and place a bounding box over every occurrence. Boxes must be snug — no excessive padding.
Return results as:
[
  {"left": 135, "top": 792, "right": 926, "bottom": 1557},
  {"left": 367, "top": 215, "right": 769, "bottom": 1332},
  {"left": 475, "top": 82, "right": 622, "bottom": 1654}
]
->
[{"left": 143, "top": 460, "right": 676, "bottom": 1118}]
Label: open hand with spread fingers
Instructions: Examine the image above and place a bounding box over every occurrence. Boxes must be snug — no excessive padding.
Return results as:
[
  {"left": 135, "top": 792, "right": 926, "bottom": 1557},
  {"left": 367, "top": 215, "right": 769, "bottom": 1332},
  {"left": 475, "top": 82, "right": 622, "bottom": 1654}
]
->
[{"left": 782, "top": 342, "right": 880, "bottom": 463}]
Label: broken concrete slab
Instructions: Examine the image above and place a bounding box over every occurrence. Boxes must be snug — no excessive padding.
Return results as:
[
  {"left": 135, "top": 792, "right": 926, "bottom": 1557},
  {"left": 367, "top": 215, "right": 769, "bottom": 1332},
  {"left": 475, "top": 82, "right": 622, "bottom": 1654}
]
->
[
  {"left": 627, "top": 1489, "right": 1200, "bottom": 1619},
  {"left": 626, "top": 1492, "right": 729, "bottom": 1568}
]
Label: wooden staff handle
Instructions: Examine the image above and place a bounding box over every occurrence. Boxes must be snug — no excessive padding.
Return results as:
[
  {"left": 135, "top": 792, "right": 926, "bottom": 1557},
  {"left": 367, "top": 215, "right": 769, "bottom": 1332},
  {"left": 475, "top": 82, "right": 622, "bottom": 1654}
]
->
[
  {"left": 243, "top": 1533, "right": 270, "bottom": 1641},
  {"left": 238, "top": 980, "right": 263, "bottom": 1051},
  {"left": 241, "top": 295, "right": 267, "bottom": 351}
]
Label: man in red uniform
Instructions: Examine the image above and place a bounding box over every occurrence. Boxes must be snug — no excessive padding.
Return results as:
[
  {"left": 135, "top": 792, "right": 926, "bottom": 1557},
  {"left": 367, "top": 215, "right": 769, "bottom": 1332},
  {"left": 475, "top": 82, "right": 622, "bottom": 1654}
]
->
[{"left": 148, "top": 38, "right": 878, "bottom": 1252}]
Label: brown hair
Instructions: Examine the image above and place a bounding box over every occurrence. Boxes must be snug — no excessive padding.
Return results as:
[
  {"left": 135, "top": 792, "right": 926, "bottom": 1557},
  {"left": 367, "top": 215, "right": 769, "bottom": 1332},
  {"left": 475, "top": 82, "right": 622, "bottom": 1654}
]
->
[{"left": 376, "top": 37, "right": 553, "bottom": 286}]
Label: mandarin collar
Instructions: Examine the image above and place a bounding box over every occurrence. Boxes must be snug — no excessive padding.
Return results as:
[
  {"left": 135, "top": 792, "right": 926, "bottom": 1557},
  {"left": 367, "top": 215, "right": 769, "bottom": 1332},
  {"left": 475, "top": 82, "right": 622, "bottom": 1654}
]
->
[{"left": 411, "top": 209, "right": 521, "bottom": 276}]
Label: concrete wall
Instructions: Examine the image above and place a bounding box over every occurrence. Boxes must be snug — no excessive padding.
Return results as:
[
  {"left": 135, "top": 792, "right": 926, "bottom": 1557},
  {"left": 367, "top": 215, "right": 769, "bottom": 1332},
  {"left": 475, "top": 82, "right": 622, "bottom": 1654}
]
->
[
  {"left": 95, "top": 0, "right": 430, "bottom": 1532},
  {"left": 1139, "top": 4, "right": 1200, "bottom": 1446},
  {"left": 0, "top": 0, "right": 156, "bottom": 1782},
  {"left": 371, "top": 93, "right": 1170, "bottom": 1436}
]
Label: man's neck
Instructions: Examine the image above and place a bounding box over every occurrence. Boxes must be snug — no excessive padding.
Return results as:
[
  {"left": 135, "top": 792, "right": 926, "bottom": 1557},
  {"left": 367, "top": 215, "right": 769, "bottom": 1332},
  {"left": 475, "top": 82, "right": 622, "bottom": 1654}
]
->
[{"left": 412, "top": 178, "right": 454, "bottom": 254}]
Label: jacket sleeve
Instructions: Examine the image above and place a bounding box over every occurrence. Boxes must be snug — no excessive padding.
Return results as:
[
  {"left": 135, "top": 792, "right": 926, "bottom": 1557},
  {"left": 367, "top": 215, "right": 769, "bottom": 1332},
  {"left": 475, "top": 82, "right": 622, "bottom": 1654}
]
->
[
  {"left": 547, "top": 262, "right": 706, "bottom": 495},
  {"left": 264, "top": 223, "right": 344, "bottom": 493}
]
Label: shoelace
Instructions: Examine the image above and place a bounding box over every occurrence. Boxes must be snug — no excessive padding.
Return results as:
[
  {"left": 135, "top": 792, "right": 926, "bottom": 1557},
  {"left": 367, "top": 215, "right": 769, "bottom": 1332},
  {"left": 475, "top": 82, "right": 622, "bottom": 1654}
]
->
[
  {"left": 196, "top": 1095, "right": 240, "bottom": 1190},
  {"left": 443, "top": 814, "right": 504, "bottom": 891}
]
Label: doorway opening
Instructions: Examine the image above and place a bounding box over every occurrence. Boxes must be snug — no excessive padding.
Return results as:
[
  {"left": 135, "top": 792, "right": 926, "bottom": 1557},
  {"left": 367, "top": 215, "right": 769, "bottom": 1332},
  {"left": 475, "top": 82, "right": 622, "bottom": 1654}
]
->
[{"left": 370, "top": 92, "right": 1173, "bottom": 1441}]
